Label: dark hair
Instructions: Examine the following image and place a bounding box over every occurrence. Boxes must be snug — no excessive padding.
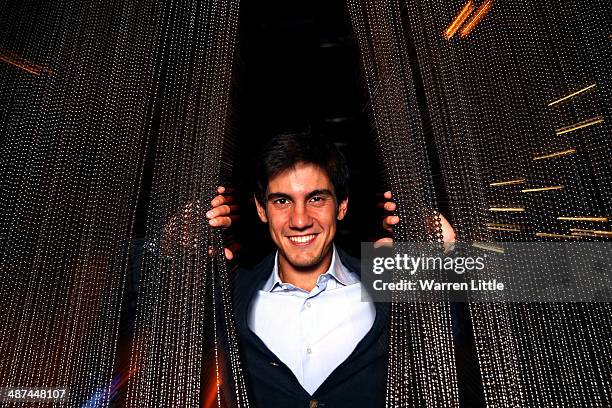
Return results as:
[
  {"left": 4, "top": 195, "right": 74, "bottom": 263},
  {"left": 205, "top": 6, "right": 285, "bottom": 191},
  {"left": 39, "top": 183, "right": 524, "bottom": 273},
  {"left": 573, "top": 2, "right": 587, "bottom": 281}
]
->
[{"left": 254, "top": 131, "right": 350, "bottom": 206}]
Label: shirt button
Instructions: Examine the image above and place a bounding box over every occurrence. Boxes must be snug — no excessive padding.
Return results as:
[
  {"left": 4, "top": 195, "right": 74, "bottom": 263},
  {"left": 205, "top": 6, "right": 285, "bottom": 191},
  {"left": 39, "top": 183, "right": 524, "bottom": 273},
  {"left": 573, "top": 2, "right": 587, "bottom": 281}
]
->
[
  {"left": 306, "top": 347, "right": 312, "bottom": 354},
  {"left": 305, "top": 301, "right": 312, "bottom": 308}
]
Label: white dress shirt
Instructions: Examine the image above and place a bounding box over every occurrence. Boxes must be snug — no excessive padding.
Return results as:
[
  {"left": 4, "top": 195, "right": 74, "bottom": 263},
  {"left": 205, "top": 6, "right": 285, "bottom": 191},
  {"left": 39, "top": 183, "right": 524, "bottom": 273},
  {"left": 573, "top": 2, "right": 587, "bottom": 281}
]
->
[{"left": 248, "top": 246, "right": 376, "bottom": 395}]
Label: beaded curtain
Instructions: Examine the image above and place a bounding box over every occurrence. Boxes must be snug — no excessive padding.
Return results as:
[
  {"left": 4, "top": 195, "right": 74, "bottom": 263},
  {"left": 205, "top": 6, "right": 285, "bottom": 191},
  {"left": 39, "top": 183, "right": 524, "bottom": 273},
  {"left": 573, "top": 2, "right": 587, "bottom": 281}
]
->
[
  {"left": 0, "top": 0, "right": 164, "bottom": 406},
  {"left": 348, "top": 0, "right": 610, "bottom": 406},
  {"left": 346, "top": 0, "right": 460, "bottom": 406},
  {"left": 2, "top": 0, "right": 610, "bottom": 407},
  {"left": 0, "top": 0, "right": 247, "bottom": 407},
  {"left": 124, "top": 0, "right": 249, "bottom": 406}
]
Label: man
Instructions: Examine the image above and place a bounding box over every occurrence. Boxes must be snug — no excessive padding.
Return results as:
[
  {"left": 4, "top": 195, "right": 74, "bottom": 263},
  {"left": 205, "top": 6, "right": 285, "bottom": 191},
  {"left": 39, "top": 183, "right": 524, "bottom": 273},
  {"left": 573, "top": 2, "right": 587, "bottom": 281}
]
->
[{"left": 207, "top": 131, "right": 454, "bottom": 407}]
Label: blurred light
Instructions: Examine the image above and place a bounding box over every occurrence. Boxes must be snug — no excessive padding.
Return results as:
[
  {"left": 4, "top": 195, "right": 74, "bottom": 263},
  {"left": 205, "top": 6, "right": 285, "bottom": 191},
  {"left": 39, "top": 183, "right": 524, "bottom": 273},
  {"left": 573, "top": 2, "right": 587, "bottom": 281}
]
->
[
  {"left": 536, "top": 232, "right": 581, "bottom": 239},
  {"left": 0, "top": 49, "right": 51, "bottom": 75},
  {"left": 459, "top": 0, "right": 494, "bottom": 38},
  {"left": 547, "top": 84, "right": 596, "bottom": 106},
  {"left": 444, "top": 1, "right": 475, "bottom": 39},
  {"left": 570, "top": 228, "right": 612, "bottom": 237},
  {"left": 489, "top": 178, "right": 526, "bottom": 186},
  {"left": 532, "top": 148, "right": 576, "bottom": 160},
  {"left": 489, "top": 207, "right": 525, "bottom": 212},
  {"left": 555, "top": 116, "right": 604, "bottom": 135},
  {"left": 557, "top": 216, "right": 609, "bottom": 222},
  {"left": 521, "top": 186, "right": 564, "bottom": 193}
]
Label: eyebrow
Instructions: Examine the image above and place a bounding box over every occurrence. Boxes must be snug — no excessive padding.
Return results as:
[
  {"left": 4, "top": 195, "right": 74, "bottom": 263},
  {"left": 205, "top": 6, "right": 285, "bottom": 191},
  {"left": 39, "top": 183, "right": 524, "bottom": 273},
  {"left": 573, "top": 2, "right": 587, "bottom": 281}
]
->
[{"left": 266, "top": 189, "right": 334, "bottom": 201}]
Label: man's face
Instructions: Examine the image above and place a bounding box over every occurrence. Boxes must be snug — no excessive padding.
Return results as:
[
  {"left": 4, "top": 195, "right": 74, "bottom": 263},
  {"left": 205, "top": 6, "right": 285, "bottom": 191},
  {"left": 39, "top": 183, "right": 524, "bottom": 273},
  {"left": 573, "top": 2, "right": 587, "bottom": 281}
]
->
[{"left": 255, "top": 162, "right": 348, "bottom": 271}]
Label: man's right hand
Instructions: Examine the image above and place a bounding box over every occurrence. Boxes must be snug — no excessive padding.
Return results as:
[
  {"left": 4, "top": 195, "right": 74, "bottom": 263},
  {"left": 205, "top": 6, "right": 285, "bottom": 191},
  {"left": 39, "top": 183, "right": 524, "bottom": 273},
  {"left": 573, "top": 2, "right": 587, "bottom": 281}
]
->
[
  {"left": 206, "top": 186, "right": 237, "bottom": 228},
  {"left": 207, "top": 186, "right": 239, "bottom": 260}
]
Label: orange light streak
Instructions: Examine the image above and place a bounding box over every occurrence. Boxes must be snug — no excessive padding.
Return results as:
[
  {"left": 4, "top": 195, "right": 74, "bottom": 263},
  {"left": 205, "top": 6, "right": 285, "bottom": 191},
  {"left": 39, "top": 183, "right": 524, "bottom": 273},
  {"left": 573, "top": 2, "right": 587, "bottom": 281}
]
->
[
  {"left": 570, "top": 228, "right": 612, "bottom": 237},
  {"left": 521, "top": 185, "right": 564, "bottom": 193},
  {"left": 547, "top": 84, "right": 596, "bottom": 106},
  {"left": 532, "top": 148, "right": 576, "bottom": 161},
  {"left": 460, "top": 0, "right": 494, "bottom": 38},
  {"left": 536, "top": 232, "right": 582, "bottom": 239},
  {"left": 202, "top": 362, "right": 222, "bottom": 408},
  {"left": 444, "top": 1, "right": 475, "bottom": 39},
  {"left": 557, "top": 216, "right": 609, "bottom": 222},
  {"left": 0, "top": 49, "right": 52, "bottom": 75},
  {"left": 487, "top": 226, "right": 521, "bottom": 232},
  {"left": 489, "top": 207, "right": 525, "bottom": 212},
  {"left": 489, "top": 178, "right": 526, "bottom": 187},
  {"left": 486, "top": 223, "right": 522, "bottom": 232},
  {"left": 555, "top": 116, "right": 604, "bottom": 135}
]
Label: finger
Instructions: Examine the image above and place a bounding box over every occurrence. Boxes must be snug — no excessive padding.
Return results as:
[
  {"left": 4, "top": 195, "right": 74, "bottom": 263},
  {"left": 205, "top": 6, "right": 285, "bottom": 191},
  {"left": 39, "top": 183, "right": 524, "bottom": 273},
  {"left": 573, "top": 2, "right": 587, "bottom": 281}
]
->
[
  {"left": 376, "top": 201, "right": 397, "bottom": 210},
  {"left": 207, "top": 204, "right": 240, "bottom": 220},
  {"left": 224, "top": 247, "right": 234, "bottom": 261},
  {"left": 207, "top": 205, "right": 230, "bottom": 219},
  {"left": 211, "top": 194, "right": 234, "bottom": 207},
  {"left": 384, "top": 215, "right": 400, "bottom": 226},
  {"left": 373, "top": 237, "right": 394, "bottom": 248},
  {"left": 382, "top": 216, "right": 399, "bottom": 232},
  {"left": 438, "top": 213, "right": 456, "bottom": 243},
  {"left": 210, "top": 216, "right": 231, "bottom": 228},
  {"left": 218, "top": 185, "right": 237, "bottom": 194},
  {"left": 384, "top": 191, "right": 392, "bottom": 199},
  {"left": 382, "top": 216, "right": 400, "bottom": 229},
  {"left": 384, "top": 201, "right": 396, "bottom": 211}
]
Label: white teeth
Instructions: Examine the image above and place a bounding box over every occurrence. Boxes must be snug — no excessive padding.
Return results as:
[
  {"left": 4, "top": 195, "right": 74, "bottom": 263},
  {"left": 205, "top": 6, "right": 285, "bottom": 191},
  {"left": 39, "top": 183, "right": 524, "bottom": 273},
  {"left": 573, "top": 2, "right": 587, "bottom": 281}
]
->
[{"left": 288, "top": 234, "right": 316, "bottom": 244}]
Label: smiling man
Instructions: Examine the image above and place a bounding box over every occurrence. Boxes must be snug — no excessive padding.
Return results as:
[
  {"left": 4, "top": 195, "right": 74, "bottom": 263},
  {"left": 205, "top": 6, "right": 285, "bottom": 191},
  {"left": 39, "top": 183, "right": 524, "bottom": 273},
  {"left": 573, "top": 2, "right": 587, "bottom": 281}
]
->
[
  {"left": 228, "top": 131, "right": 387, "bottom": 408},
  {"left": 254, "top": 160, "right": 348, "bottom": 291},
  {"left": 208, "top": 131, "right": 454, "bottom": 408}
]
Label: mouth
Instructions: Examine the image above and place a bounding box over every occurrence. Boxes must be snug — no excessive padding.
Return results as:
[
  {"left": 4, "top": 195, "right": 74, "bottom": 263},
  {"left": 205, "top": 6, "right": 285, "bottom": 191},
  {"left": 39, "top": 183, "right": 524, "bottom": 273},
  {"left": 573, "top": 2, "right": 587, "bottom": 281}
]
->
[{"left": 286, "top": 234, "right": 318, "bottom": 246}]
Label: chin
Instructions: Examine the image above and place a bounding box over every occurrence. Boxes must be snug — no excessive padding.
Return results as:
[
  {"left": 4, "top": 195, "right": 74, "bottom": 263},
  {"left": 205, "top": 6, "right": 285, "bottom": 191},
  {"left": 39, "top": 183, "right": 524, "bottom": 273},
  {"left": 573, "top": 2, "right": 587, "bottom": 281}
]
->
[{"left": 286, "top": 252, "right": 323, "bottom": 269}]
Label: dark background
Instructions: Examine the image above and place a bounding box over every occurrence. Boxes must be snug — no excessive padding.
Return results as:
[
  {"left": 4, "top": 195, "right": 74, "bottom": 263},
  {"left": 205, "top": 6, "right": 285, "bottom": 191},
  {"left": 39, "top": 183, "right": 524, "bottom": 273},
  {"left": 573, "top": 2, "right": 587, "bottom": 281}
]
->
[
  {"left": 229, "top": 2, "right": 482, "bottom": 406},
  {"left": 129, "top": 1, "right": 483, "bottom": 405},
  {"left": 230, "top": 0, "right": 384, "bottom": 266}
]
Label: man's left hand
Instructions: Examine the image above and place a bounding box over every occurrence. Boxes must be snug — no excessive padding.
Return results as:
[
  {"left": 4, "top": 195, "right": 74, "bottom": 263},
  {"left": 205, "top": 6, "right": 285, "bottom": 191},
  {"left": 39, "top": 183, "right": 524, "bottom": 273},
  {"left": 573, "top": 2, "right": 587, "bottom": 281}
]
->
[{"left": 375, "top": 191, "right": 456, "bottom": 248}]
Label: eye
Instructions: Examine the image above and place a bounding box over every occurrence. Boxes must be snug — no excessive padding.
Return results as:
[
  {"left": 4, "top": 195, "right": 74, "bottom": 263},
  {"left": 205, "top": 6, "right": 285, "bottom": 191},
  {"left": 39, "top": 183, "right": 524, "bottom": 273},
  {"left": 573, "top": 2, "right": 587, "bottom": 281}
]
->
[
  {"left": 309, "top": 196, "right": 327, "bottom": 205},
  {"left": 272, "top": 198, "right": 290, "bottom": 206}
]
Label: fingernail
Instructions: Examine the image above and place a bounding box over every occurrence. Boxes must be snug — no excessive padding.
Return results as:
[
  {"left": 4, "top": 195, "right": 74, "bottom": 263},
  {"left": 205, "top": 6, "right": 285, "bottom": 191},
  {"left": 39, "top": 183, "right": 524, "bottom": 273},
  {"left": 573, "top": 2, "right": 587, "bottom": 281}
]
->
[
  {"left": 209, "top": 219, "right": 217, "bottom": 226},
  {"left": 206, "top": 211, "right": 213, "bottom": 218}
]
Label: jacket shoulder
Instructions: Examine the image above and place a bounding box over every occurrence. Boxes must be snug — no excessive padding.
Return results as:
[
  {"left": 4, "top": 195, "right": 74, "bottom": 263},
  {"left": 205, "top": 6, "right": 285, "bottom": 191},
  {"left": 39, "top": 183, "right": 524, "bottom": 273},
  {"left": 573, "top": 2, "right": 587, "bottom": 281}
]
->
[
  {"left": 336, "top": 247, "right": 361, "bottom": 275},
  {"left": 231, "top": 252, "right": 276, "bottom": 311}
]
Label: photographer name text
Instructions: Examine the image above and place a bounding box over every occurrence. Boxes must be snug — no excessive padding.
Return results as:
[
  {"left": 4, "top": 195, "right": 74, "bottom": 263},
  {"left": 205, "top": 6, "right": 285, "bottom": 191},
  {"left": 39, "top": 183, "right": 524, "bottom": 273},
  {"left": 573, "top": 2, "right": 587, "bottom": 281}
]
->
[{"left": 372, "top": 279, "right": 504, "bottom": 292}]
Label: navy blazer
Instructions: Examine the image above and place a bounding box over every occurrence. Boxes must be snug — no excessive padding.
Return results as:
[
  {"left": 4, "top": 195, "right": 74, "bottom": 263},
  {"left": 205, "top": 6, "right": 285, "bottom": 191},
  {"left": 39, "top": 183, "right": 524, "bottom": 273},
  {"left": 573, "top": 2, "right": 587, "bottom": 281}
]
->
[{"left": 232, "top": 248, "right": 390, "bottom": 408}]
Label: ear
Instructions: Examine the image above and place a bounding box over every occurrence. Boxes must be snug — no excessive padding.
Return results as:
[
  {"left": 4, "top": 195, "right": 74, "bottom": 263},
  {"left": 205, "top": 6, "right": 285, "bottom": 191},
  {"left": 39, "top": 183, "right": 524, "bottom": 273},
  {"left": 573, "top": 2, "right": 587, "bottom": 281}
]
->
[
  {"left": 337, "top": 197, "right": 349, "bottom": 221},
  {"left": 254, "top": 195, "right": 268, "bottom": 223}
]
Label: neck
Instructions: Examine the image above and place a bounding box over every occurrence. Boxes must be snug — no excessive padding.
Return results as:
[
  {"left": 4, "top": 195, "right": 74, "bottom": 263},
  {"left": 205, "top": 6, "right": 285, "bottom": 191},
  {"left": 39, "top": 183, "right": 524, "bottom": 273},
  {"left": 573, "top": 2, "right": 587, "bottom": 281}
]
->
[{"left": 278, "top": 249, "right": 333, "bottom": 291}]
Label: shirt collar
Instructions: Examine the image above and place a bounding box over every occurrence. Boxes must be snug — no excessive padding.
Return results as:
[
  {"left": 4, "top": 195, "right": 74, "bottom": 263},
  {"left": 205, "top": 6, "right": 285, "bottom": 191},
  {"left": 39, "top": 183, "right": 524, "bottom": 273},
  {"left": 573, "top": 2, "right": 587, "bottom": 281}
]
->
[{"left": 262, "top": 245, "right": 358, "bottom": 292}]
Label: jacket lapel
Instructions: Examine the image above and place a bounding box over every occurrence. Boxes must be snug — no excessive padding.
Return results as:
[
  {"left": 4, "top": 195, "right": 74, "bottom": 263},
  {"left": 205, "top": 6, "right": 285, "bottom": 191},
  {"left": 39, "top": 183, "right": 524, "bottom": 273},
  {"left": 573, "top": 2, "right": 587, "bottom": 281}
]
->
[
  {"left": 233, "top": 252, "right": 278, "bottom": 358},
  {"left": 233, "top": 248, "right": 390, "bottom": 396}
]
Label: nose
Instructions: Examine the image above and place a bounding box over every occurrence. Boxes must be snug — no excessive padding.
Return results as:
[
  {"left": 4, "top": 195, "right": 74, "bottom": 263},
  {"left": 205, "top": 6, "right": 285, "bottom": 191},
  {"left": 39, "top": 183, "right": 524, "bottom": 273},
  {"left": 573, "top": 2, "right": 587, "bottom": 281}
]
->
[{"left": 289, "top": 202, "right": 313, "bottom": 230}]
